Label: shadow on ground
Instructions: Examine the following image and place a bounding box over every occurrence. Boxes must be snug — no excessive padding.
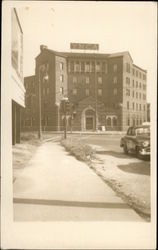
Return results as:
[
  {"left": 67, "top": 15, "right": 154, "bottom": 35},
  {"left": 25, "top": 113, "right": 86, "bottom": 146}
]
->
[
  {"left": 96, "top": 150, "right": 134, "bottom": 159},
  {"left": 13, "top": 198, "right": 129, "bottom": 209},
  {"left": 117, "top": 162, "right": 150, "bottom": 176},
  {"left": 96, "top": 150, "right": 150, "bottom": 162}
]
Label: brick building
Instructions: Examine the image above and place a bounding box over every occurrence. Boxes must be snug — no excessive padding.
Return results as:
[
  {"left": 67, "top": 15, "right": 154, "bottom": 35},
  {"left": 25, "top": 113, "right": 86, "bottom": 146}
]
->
[{"left": 22, "top": 46, "right": 147, "bottom": 131}]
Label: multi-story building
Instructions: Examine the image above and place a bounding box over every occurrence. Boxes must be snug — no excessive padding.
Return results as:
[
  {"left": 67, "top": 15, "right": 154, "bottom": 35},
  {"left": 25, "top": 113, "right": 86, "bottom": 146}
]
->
[
  {"left": 11, "top": 8, "right": 25, "bottom": 144},
  {"left": 22, "top": 45, "right": 147, "bottom": 131}
]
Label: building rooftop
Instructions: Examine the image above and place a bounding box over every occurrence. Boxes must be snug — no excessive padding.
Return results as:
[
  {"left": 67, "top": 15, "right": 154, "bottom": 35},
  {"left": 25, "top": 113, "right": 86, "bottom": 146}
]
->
[{"left": 36, "top": 46, "right": 147, "bottom": 72}]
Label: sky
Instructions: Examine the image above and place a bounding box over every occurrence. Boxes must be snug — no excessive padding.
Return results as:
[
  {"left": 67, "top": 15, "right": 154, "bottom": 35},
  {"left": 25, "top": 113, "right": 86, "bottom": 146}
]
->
[{"left": 16, "top": 1, "right": 157, "bottom": 102}]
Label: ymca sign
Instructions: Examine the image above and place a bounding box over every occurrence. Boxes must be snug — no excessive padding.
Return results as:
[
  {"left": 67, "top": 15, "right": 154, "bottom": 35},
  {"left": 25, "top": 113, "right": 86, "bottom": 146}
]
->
[{"left": 70, "top": 43, "right": 99, "bottom": 51}]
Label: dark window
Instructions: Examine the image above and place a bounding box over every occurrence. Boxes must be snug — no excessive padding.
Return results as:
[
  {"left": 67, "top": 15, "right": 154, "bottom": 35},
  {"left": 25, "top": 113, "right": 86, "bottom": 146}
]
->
[
  {"left": 127, "top": 101, "right": 130, "bottom": 109},
  {"left": 107, "top": 117, "right": 111, "bottom": 126}
]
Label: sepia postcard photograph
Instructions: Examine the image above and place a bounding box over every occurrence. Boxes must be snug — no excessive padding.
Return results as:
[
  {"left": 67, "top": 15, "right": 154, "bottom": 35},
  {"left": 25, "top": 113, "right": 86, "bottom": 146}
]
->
[{"left": 1, "top": 1, "right": 157, "bottom": 249}]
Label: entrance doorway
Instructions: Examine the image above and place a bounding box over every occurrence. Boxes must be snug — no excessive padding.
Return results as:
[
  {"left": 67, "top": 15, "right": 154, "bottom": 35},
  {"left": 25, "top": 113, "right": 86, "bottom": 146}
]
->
[{"left": 86, "top": 117, "right": 94, "bottom": 130}]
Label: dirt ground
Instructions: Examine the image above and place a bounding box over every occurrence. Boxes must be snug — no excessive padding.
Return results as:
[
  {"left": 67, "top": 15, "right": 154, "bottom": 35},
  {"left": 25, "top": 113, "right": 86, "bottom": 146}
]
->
[{"left": 89, "top": 145, "right": 150, "bottom": 221}]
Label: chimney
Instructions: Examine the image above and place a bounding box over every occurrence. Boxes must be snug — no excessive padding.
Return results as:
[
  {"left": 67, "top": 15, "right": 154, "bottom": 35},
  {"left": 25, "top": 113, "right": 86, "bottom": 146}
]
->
[{"left": 40, "top": 45, "right": 48, "bottom": 52}]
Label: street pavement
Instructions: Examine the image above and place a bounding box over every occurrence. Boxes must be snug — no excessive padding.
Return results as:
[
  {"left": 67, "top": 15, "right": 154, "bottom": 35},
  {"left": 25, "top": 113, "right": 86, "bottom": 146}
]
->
[{"left": 13, "top": 140, "right": 144, "bottom": 221}]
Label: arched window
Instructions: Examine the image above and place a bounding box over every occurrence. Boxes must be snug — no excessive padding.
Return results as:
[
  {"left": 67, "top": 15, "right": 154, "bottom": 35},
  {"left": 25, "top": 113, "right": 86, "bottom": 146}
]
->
[
  {"left": 113, "top": 117, "right": 117, "bottom": 126},
  {"left": 106, "top": 117, "right": 111, "bottom": 126}
]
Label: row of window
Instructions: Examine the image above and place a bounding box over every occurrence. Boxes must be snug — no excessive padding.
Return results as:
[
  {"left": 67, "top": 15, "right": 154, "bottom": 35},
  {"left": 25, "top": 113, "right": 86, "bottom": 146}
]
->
[
  {"left": 127, "top": 101, "right": 146, "bottom": 111},
  {"left": 126, "top": 89, "right": 146, "bottom": 99},
  {"left": 72, "top": 76, "right": 119, "bottom": 85},
  {"left": 72, "top": 88, "right": 103, "bottom": 96},
  {"left": 72, "top": 75, "right": 103, "bottom": 84},
  {"left": 126, "top": 77, "right": 146, "bottom": 90},
  {"left": 126, "top": 117, "right": 146, "bottom": 126},
  {"left": 72, "top": 88, "right": 119, "bottom": 96},
  {"left": 126, "top": 63, "right": 146, "bottom": 80},
  {"left": 68, "top": 61, "right": 108, "bottom": 73},
  {"left": 22, "top": 117, "right": 50, "bottom": 127}
]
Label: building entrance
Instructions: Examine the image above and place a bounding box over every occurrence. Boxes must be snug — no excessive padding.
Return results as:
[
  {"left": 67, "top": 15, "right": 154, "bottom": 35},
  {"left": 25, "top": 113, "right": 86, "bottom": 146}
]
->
[{"left": 86, "top": 117, "right": 94, "bottom": 130}]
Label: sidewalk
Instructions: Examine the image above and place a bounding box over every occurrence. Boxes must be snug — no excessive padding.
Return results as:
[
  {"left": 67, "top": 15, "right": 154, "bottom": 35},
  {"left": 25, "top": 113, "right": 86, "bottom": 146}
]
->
[{"left": 13, "top": 141, "right": 143, "bottom": 221}]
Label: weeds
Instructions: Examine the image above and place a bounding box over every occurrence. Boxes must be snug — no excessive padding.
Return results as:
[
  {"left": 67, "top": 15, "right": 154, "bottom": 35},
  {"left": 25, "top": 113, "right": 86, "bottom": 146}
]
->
[{"left": 61, "top": 138, "right": 96, "bottom": 163}]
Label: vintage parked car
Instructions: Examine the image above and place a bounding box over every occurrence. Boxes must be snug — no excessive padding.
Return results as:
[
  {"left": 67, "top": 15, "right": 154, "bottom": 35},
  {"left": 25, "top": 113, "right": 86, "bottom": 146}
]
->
[{"left": 120, "top": 124, "right": 150, "bottom": 158}]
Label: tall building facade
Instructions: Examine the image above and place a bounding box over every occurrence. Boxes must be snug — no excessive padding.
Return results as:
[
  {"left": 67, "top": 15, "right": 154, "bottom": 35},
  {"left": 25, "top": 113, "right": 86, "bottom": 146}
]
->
[
  {"left": 22, "top": 46, "right": 147, "bottom": 132},
  {"left": 11, "top": 8, "right": 25, "bottom": 144}
]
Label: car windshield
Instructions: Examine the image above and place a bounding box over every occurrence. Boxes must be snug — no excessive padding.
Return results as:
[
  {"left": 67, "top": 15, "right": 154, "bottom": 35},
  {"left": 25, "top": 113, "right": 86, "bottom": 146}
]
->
[{"left": 135, "top": 127, "right": 150, "bottom": 136}]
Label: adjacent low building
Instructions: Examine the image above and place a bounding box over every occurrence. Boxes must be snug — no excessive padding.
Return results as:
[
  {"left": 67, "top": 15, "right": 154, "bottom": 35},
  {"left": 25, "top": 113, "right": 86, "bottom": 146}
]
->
[
  {"left": 22, "top": 45, "right": 147, "bottom": 132},
  {"left": 11, "top": 8, "right": 25, "bottom": 144}
]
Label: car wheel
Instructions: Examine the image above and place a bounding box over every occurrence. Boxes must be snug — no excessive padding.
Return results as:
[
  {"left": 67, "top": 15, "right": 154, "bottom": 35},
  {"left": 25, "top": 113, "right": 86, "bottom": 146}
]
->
[{"left": 123, "top": 144, "right": 128, "bottom": 154}]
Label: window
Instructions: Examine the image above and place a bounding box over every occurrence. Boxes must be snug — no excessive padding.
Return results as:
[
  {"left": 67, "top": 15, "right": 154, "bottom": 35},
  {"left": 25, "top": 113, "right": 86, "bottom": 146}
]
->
[
  {"left": 60, "top": 75, "right": 64, "bottom": 82},
  {"left": 69, "top": 61, "right": 74, "bottom": 72},
  {"left": 43, "top": 88, "right": 45, "bottom": 95},
  {"left": 113, "top": 64, "right": 117, "bottom": 72},
  {"left": 102, "top": 62, "right": 108, "bottom": 73},
  {"left": 96, "top": 62, "right": 101, "bottom": 72},
  {"left": 139, "top": 82, "right": 141, "bottom": 88},
  {"left": 60, "top": 87, "right": 64, "bottom": 95},
  {"left": 113, "top": 88, "right": 117, "bottom": 95},
  {"left": 113, "top": 76, "right": 117, "bottom": 84},
  {"left": 132, "top": 68, "right": 135, "bottom": 75},
  {"left": 74, "top": 62, "right": 80, "bottom": 72},
  {"left": 136, "top": 81, "right": 138, "bottom": 88},
  {"left": 144, "top": 105, "right": 146, "bottom": 111},
  {"left": 143, "top": 94, "right": 146, "bottom": 100},
  {"left": 98, "top": 76, "right": 102, "bottom": 84},
  {"left": 132, "top": 90, "right": 135, "bottom": 98},
  {"left": 139, "top": 104, "right": 141, "bottom": 111},
  {"left": 136, "top": 70, "right": 138, "bottom": 77},
  {"left": 127, "top": 101, "right": 130, "bottom": 109},
  {"left": 126, "top": 63, "right": 130, "bottom": 73},
  {"left": 136, "top": 103, "right": 138, "bottom": 111},
  {"left": 85, "top": 62, "right": 90, "bottom": 72},
  {"left": 133, "top": 102, "right": 135, "bottom": 110},
  {"left": 107, "top": 117, "right": 111, "bottom": 126},
  {"left": 113, "top": 117, "right": 117, "bottom": 126},
  {"left": 85, "top": 89, "right": 90, "bottom": 96},
  {"left": 139, "top": 93, "right": 141, "bottom": 99},
  {"left": 133, "top": 80, "right": 135, "bottom": 87},
  {"left": 72, "top": 89, "right": 77, "bottom": 95},
  {"left": 143, "top": 84, "right": 146, "bottom": 90},
  {"left": 85, "top": 76, "right": 90, "bottom": 84},
  {"left": 126, "top": 89, "right": 130, "bottom": 96},
  {"left": 126, "top": 77, "right": 130, "bottom": 85},
  {"left": 139, "top": 72, "right": 141, "bottom": 78},
  {"left": 72, "top": 76, "right": 77, "bottom": 84},
  {"left": 127, "top": 117, "right": 131, "bottom": 127},
  {"left": 98, "top": 89, "right": 102, "bottom": 96},
  {"left": 60, "top": 62, "right": 64, "bottom": 70},
  {"left": 136, "top": 117, "right": 139, "bottom": 125},
  {"left": 136, "top": 92, "right": 138, "bottom": 99}
]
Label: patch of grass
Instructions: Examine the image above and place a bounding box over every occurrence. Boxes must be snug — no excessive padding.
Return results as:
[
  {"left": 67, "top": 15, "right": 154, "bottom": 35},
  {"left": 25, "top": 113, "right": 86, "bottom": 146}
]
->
[
  {"left": 13, "top": 137, "right": 40, "bottom": 182},
  {"left": 61, "top": 138, "right": 96, "bottom": 163},
  {"left": 21, "top": 132, "right": 38, "bottom": 141}
]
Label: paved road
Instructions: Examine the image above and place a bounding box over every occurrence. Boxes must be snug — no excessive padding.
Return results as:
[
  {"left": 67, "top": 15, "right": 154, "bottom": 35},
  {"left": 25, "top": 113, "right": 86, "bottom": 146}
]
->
[
  {"left": 13, "top": 141, "right": 143, "bottom": 221},
  {"left": 77, "top": 134, "right": 123, "bottom": 152}
]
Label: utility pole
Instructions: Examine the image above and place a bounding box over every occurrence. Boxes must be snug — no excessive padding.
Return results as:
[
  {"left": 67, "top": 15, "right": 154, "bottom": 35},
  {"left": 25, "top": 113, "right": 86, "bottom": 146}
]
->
[
  {"left": 62, "top": 97, "right": 69, "bottom": 139},
  {"left": 94, "top": 53, "right": 98, "bottom": 131},
  {"left": 38, "top": 68, "right": 42, "bottom": 139},
  {"left": 64, "top": 101, "right": 67, "bottom": 139}
]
